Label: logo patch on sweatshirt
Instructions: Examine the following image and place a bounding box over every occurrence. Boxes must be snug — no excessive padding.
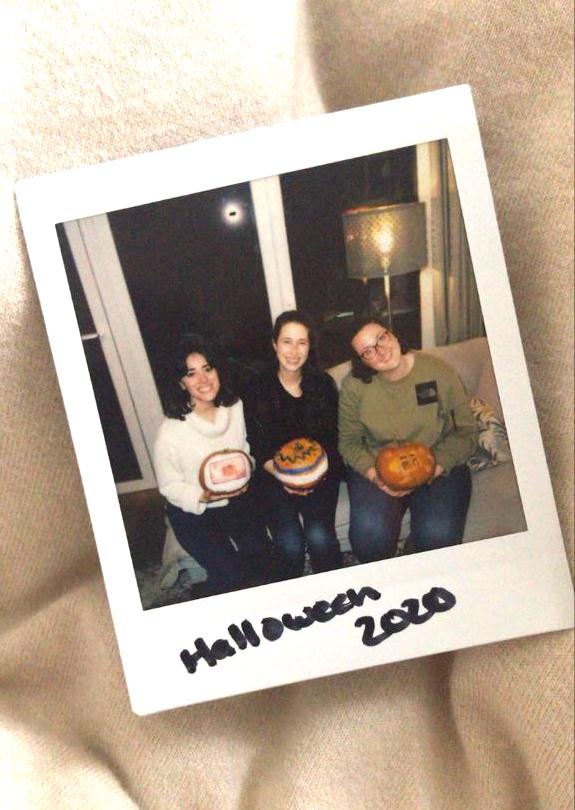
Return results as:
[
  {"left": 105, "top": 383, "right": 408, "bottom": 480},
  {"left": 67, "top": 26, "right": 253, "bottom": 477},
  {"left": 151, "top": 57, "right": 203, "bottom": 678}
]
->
[{"left": 415, "top": 381, "right": 438, "bottom": 405}]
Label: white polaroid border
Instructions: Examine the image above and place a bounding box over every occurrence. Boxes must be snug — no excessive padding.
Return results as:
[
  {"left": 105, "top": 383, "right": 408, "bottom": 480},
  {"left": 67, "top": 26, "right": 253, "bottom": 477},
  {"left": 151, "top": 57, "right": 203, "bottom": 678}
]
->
[{"left": 16, "top": 85, "right": 573, "bottom": 715}]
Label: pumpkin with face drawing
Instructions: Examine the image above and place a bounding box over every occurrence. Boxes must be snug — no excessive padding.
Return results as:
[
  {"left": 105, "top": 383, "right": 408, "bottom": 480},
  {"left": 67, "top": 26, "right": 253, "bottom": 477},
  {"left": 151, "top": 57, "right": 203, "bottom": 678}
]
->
[
  {"left": 273, "top": 437, "right": 328, "bottom": 490},
  {"left": 376, "top": 442, "right": 436, "bottom": 491}
]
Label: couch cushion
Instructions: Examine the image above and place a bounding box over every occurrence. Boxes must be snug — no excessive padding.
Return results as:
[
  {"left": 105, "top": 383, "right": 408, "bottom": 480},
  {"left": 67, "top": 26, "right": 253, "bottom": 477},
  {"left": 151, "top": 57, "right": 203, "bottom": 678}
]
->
[
  {"left": 475, "top": 352, "right": 504, "bottom": 421},
  {"left": 460, "top": 462, "right": 526, "bottom": 542},
  {"left": 327, "top": 361, "right": 351, "bottom": 391},
  {"left": 424, "top": 337, "right": 489, "bottom": 396}
]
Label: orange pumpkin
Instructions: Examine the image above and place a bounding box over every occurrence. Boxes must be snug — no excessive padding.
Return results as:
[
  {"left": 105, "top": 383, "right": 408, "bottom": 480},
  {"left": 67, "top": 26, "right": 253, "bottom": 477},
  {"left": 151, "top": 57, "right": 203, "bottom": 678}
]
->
[{"left": 376, "top": 442, "right": 436, "bottom": 491}]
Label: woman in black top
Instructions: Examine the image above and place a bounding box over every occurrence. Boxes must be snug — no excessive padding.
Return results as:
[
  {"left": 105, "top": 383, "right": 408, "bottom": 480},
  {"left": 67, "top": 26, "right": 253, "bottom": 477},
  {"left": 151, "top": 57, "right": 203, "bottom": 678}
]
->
[{"left": 243, "top": 310, "right": 343, "bottom": 580}]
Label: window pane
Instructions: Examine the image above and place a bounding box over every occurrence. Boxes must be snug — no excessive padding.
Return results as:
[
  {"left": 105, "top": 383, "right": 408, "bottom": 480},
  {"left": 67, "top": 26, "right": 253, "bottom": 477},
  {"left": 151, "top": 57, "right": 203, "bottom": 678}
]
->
[
  {"left": 55, "top": 224, "right": 142, "bottom": 483},
  {"left": 83, "top": 339, "right": 143, "bottom": 482},
  {"left": 108, "top": 184, "right": 272, "bottom": 393}
]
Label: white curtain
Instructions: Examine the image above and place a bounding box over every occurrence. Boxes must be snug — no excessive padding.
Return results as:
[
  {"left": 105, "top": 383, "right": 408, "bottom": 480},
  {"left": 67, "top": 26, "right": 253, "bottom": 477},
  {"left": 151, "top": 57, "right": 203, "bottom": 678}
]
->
[{"left": 422, "top": 141, "right": 485, "bottom": 346}]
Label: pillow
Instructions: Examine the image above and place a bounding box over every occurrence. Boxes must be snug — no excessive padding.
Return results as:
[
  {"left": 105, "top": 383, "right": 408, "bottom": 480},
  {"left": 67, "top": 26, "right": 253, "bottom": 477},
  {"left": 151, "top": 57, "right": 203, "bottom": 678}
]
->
[{"left": 467, "top": 396, "right": 512, "bottom": 472}]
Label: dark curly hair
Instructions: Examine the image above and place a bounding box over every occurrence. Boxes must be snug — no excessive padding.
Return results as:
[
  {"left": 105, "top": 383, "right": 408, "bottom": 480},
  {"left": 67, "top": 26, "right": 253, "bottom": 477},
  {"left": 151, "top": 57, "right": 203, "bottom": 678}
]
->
[
  {"left": 350, "top": 315, "right": 410, "bottom": 383},
  {"left": 162, "top": 334, "right": 238, "bottom": 420}
]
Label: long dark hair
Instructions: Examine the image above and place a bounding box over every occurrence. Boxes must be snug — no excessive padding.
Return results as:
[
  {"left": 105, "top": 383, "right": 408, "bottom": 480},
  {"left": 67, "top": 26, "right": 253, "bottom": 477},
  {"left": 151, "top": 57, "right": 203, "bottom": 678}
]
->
[
  {"left": 350, "top": 315, "right": 410, "bottom": 383},
  {"left": 162, "top": 334, "right": 238, "bottom": 420},
  {"left": 272, "top": 310, "right": 335, "bottom": 418}
]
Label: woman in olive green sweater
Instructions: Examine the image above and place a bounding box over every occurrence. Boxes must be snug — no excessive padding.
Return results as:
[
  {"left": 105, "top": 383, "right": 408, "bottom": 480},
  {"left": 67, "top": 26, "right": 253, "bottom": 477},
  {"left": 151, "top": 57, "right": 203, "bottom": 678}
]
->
[{"left": 338, "top": 317, "right": 477, "bottom": 562}]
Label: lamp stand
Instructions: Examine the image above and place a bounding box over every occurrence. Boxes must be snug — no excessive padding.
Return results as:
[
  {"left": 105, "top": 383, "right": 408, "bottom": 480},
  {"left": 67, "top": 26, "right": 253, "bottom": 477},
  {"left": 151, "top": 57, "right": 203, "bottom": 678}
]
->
[{"left": 381, "top": 255, "right": 393, "bottom": 330}]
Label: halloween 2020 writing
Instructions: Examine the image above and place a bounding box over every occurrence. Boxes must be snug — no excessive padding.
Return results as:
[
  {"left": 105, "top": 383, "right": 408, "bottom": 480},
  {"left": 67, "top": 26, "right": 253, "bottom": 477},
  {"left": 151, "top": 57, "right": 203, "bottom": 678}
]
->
[{"left": 179, "top": 585, "right": 456, "bottom": 674}]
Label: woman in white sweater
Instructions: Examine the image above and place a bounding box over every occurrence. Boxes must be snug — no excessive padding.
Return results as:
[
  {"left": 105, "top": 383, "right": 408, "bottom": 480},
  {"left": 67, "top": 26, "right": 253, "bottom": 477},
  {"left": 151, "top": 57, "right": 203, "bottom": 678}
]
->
[{"left": 154, "top": 336, "right": 271, "bottom": 597}]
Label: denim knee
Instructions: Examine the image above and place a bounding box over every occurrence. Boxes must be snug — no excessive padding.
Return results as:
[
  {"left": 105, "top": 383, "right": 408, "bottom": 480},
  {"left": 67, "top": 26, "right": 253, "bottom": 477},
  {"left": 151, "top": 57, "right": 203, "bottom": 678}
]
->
[
  {"left": 349, "top": 514, "right": 398, "bottom": 563},
  {"left": 410, "top": 465, "right": 471, "bottom": 551},
  {"left": 305, "top": 521, "right": 334, "bottom": 547},
  {"left": 412, "top": 516, "right": 465, "bottom": 552},
  {"left": 304, "top": 523, "right": 342, "bottom": 572},
  {"left": 273, "top": 531, "right": 306, "bottom": 579}
]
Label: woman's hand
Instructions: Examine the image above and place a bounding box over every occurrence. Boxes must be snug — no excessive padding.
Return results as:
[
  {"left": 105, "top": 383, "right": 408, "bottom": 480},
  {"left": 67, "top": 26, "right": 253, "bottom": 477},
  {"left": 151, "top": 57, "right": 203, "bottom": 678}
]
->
[
  {"left": 429, "top": 463, "right": 445, "bottom": 481},
  {"left": 200, "top": 484, "right": 249, "bottom": 503},
  {"left": 283, "top": 485, "right": 313, "bottom": 496},
  {"left": 365, "top": 466, "right": 413, "bottom": 498},
  {"left": 264, "top": 459, "right": 313, "bottom": 496}
]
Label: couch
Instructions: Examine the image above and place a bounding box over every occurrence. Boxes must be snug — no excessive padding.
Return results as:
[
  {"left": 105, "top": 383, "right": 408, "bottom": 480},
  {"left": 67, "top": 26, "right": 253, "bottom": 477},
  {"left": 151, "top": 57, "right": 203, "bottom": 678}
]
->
[{"left": 162, "top": 337, "right": 526, "bottom": 583}]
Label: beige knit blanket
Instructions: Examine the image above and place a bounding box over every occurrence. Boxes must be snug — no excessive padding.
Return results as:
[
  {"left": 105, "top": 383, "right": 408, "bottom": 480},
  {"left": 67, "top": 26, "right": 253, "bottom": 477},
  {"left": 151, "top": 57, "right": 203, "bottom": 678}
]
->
[{"left": 2, "top": 2, "right": 573, "bottom": 808}]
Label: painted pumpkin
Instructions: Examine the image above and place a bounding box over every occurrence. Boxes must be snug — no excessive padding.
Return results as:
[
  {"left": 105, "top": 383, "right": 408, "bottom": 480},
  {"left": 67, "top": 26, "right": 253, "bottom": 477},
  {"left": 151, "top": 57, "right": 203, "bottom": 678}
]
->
[
  {"left": 273, "top": 437, "right": 328, "bottom": 490},
  {"left": 199, "top": 449, "right": 252, "bottom": 496},
  {"left": 376, "top": 442, "right": 436, "bottom": 491}
]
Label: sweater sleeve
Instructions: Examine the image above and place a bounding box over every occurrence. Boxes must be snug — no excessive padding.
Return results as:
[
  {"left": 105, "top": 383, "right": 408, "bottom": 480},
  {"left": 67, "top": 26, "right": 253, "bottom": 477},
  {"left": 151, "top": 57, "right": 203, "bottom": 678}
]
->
[
  {"left": 237, "top": 400, "right": 253, "bottom": 462},
  {"left": 338, "top": 377, "right": 376, "bottom": 476},
  {"left": 153, "top": 428, "right": 207, "bottom": 515},
  {"left": 433, "top": 368, "right": 478, "bottom": 473}
]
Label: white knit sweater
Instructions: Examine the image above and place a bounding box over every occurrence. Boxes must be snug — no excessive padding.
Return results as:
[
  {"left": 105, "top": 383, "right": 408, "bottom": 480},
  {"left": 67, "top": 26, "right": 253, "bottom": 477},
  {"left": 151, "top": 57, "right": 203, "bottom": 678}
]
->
[{"left": 153, "top": 401, "right": 251, "bottom": 515}]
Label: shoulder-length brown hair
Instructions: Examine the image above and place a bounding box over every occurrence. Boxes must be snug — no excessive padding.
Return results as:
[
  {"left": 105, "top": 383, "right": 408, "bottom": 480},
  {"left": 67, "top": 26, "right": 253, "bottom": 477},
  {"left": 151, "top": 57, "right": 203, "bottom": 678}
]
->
[{"left": 162, "top": 334, "right": 238, "bottom": 420}]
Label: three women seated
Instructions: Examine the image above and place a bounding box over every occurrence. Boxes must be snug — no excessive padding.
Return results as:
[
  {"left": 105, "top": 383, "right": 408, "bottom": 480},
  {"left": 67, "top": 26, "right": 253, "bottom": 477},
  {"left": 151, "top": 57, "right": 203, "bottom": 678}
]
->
[{"left": 153, "top": 311, "right": 478, "bottom": 598}]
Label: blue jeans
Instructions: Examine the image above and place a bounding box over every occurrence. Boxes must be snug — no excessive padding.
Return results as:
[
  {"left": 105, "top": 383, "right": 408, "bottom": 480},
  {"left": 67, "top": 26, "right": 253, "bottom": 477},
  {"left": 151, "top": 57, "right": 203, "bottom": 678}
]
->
[
  {"left": 166, "top": 490, "right": 272, "bottom": 596},
  {"left": 347, "top": 465, "right": 472, "bottom": 563},
  {"left": 257, "top": 473, "right": 343, "bottom": 580}
]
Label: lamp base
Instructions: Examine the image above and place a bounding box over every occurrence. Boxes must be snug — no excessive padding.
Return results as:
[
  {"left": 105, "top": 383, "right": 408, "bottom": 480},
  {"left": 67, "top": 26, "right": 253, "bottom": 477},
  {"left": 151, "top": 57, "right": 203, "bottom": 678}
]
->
[{"left": 383, "top": 272, "right": 393, "bottom": 331}]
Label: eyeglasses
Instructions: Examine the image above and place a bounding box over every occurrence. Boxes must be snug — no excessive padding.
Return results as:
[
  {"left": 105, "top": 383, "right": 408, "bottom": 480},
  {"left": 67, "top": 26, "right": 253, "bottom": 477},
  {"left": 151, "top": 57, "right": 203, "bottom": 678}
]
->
[{"left": 358, "top": 330, "right": 393, "bottom": 360}]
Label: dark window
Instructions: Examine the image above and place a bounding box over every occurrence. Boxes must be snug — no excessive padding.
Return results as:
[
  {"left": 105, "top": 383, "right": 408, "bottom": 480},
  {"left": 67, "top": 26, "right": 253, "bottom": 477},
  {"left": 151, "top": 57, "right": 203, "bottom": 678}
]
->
[
  {"left": 280, "top": 147, "right": 421, "bottom": 366},
  {"left": 107, "top": 184, "right": 273, "bottom": 394},
  {"left": 56, "top": 224, "right": 142, "bottom": 484}
]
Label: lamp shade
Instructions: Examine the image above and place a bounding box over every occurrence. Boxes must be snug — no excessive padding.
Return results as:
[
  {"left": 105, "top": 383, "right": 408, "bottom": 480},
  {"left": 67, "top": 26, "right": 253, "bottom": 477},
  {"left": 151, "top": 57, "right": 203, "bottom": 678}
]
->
[{"left": 342, "top": 201, "right": 427, "bottom": 279}]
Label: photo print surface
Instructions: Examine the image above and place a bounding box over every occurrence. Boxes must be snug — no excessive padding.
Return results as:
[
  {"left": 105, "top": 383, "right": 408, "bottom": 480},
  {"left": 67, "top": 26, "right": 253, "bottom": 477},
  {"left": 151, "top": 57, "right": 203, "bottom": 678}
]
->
[
  {"left": 54, "top": 138, "right": 526, "bottom": 612},
  {"left": 16, "top": 86, "right": 573, "bottom": 714}
]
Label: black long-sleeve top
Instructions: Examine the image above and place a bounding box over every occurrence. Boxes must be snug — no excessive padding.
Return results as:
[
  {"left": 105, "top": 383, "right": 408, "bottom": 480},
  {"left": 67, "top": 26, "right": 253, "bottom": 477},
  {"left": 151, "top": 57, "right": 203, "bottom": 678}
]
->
[{"left": 242, "top": 370, "right": 343, "bottom": 482}]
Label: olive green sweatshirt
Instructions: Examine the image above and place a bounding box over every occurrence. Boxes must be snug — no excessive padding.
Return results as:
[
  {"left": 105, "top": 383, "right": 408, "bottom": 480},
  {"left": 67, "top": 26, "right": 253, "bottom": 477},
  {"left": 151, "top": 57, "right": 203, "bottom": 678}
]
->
[{"left": 338, "top": 352, "right": 478, "bottom": 477}]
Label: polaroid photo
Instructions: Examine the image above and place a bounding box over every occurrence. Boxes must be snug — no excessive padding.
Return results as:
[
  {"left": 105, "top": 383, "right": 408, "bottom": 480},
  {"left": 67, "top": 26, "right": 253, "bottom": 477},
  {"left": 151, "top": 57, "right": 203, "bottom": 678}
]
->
[{"left": 16, "top": 85, "right": 574, "bottom": 715}]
